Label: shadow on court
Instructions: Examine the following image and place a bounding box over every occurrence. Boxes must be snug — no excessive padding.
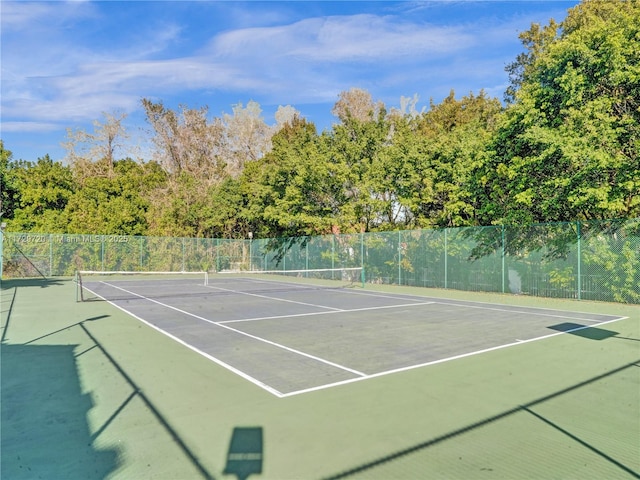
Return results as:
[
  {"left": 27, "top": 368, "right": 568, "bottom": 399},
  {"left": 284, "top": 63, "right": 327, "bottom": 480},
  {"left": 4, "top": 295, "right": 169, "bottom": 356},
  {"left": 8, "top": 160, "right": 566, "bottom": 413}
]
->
[
  {"left": 76, "top": 321, "right": 217, "bottom": 480},
  {"left": 322, "top": 360, "right": 640, "bottom": 480},
  {"left": 1, "top": 342, "right": 121, "bottom": 479},
  {"left": 224, "top": 426, "right": 264, "bottom": 480},
  {"left": 548, "top": 322, "right": 619, "bottom": 340},
  {"left": 0, "top": 277, "right": 66, "bottom": 289},
  {"left": 0, "top": 282, "right": 217, "bottom": 480},
  {"left": 1, "top": 280, "right": 119, "bottom": 479}
]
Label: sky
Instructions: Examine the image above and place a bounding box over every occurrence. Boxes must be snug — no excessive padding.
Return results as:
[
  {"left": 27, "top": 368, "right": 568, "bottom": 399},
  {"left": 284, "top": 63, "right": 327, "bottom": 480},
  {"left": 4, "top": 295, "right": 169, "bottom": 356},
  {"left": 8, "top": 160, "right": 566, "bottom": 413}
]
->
[{"left": 1, "top": 0, "right": 580, "bottom": 163}]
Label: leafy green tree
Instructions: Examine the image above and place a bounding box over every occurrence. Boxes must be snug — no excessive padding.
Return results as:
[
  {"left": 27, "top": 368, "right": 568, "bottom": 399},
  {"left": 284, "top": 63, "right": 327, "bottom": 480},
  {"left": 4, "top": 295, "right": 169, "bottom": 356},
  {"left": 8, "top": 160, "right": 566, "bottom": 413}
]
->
[
  {"left": 474, "top": 0, "right": 640, "bottom": 226},
  {"left": 65, "top": 158, "right": 166, "bottom": 235},
  {"left": 8, "top": 155, "right": 75, "bottom": 232},
  {"left": 238, "top": 116, "right": 341, "bottom": 237},
  {"left": 504, "top": 19, "right": 560, "bottom": 103},
  {"left": 414, "top": 91, "right": 502, "bottom": 227},
  {"left": 327, "top": 108, "right": 393, "bottom": 232},
  {"left": 204, "top": 177, "right": 253, "bottom": 239},
  {"left": 0, "top": 141, "right": 21, "bottom": 222},
  {"left": 146, "top": 169, "right": 233, "bottom": 238}
]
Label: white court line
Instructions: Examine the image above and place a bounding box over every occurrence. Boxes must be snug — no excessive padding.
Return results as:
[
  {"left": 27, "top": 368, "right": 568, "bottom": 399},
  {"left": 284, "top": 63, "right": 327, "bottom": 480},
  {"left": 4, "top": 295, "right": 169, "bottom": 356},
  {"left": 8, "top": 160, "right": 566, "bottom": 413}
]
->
[
  {"left": 231, "top": 279, "right": 615, "bottom": 325},
  {"left": 437, "top": 302, "right": 615, "bottom": 323},
  {"left": 346, "top": 289, "right": 625, "bottom": 322},
  {"left": 83, "top": 285, "right": 285, "bottom": 397},
  {"left": 219, "top": 302, "right": 435, "bottom": 324},
  {"left": 97, "top": 282, "right": 367, "bottom": 379},
  {"left": 289, "top": 282, "right": 625, "bottom": 322},
  {"left": 87, "top": 281, "right": 629, "bottom": 399},
  {"left": 204, "top": 283, "right": 344, "bottom": 311},
  {"left": 231, "top": 277, "right": 430, "bottom": 304},
  {"left": 210, "top": 276, "right": 627, "bottom": 324},
  {"left": 216, "top": 322, "right": 366, "bottom": 377},
  {"left": 278, "top": 315, "right": 629, "bottom": 398}
]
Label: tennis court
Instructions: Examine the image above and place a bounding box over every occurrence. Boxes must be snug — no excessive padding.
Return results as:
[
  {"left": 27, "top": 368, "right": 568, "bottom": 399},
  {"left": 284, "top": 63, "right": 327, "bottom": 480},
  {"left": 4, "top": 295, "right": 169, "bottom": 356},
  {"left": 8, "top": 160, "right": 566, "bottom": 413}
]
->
[
  {"left": 79, "top": 271, "right": 627, "bottom": 398},
  {"left": 2, "top": 274, "right": 638, "bottom": 479}
]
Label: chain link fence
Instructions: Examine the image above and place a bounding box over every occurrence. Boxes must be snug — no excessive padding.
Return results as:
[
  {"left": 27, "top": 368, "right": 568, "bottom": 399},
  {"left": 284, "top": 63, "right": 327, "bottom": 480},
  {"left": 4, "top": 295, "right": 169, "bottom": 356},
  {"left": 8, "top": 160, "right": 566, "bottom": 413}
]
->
[{"left": 2, "top": 218, "right": 638, "bottom": 303}]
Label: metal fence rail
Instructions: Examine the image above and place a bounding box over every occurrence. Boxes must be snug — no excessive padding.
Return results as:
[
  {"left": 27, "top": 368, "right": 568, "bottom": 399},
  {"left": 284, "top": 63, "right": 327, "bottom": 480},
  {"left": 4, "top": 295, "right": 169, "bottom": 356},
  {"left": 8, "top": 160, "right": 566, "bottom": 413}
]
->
[{"left": 2, "top": 218, "right": 638, "bottom": 304}]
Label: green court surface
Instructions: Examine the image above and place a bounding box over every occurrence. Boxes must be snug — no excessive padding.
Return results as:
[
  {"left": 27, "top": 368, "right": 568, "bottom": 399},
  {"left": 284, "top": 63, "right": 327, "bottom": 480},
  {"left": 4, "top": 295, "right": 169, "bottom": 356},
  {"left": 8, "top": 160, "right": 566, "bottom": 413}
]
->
[{"left": 1, "top": 277, "right": 639, "bottom": 479}]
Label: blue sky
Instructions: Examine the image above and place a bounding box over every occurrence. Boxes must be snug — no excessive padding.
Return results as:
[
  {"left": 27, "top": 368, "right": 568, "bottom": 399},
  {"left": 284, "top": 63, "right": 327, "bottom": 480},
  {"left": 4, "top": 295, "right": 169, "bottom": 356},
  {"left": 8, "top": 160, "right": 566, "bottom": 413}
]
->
[{"left": 1, "top": 1, "right": 579, "bottom": 163}]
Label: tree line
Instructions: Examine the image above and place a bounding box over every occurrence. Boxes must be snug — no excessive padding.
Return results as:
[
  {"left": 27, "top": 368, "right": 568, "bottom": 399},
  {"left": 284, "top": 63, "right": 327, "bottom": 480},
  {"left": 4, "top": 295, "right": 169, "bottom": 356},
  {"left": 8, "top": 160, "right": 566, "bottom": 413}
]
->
[{"left": 1, "top": 0, "right": 638, "bottom": 240}]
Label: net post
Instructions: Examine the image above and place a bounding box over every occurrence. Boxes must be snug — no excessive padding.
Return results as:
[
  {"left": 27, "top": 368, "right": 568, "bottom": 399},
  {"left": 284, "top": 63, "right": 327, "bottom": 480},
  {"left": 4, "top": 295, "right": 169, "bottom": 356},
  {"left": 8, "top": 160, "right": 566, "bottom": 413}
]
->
[
  {"left": 361, "top": 266, "right": 365, "bottom": 288},
  {"left": 75, "top": 270, "right": 84, "bottom": 302}
]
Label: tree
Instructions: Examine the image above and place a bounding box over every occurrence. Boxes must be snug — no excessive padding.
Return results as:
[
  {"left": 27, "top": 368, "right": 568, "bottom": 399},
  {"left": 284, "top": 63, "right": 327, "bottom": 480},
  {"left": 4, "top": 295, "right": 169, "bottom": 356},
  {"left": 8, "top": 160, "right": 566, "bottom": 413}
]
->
[
  {"left": 474, "top": 0, "right": 640, "bottom": 226},
  {"left": 65, "top": 158, "right": 166, "bottom": 235},
  {"left": 63, "top": 111, "right": 129, "bottom": 174},
  {"left": 141, "top": 98, "right": 227, "bottom": 182},
  {"left": 274, "top": 105, "right": 301, "bottom": 127},
  {"left": 504, "top": 20, "right": 560, "bottom": 104},
  {"left": 415, "top": 90, "right": 502, "bottom": 227},
  {"left": 332, "top": 87, "right": 384, "bottom": 124},
  {"left": 221, "top": 101, "right": 273, "bottom": 177},
  {"left": 8, "top": 155, "right": 75, "bottom": 232},
  {"left": 0, "top": 141, "right": 20, "bottom": 221},
  {"left": 328, "top": 107, "right": 393, "bottom": 232},
  {"left": 238, "top": 116, "right": 339, "bottom": 237}
]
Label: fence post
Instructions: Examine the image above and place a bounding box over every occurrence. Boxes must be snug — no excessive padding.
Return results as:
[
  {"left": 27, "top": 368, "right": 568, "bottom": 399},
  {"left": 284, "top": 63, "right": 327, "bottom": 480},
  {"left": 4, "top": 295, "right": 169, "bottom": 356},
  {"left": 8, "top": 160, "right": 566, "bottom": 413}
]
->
[
  {"left": 331, "top": 235, "right": 335, "bottom": 279},
  {"left": 101, "top": 235, "right": 105, "bottom": 272},
  {"left": 49, "top": 233, "right": 53, "bottom": 276},
  {"left": 216, "top": 238, "right": 220, "bottom": 272},
  {"left": 0, "top": 229, "right": 4, "bottom": 279},
  {"left": 139, "top": 236, "right": 144, "bottom": 269},
  {"left": 182, "top": 237, "right": 186, "bottom": 272},
  {"left": 501, "top": 225, "right": 506, "bottom": 294},
  {"left": 305, "top": 239, "right": 309, "bottom": 273},
  {"left": 444, "top": 228, "right": 448, "bottom": 289},
  {"left": 398, "top": 230, "right": 402, "bottom": 285},
  {"left": 577, "top": 220, "right": 582, "bottom": 300},
  {"left": 361, "top": 232, "right": 365, "bottom": 286}
]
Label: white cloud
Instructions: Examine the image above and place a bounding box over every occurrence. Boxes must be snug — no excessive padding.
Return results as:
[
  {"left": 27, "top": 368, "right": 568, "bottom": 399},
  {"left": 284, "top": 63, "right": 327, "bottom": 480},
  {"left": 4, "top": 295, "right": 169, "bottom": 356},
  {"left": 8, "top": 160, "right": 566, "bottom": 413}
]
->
[
  {"left": 1, "top": 2, "right": 569, "bottom": 139},
  {"left": 0, "top": 121, "right": 61, "bottom": 133},
  {"left": 209, "top": 14, "right": 474, "bottom": 63},
  {"left": 0, "top": 1, "right": 97, "bottom": 31},
  {"left": 1, "top": 5, "right": 486, "bottom": 126}
]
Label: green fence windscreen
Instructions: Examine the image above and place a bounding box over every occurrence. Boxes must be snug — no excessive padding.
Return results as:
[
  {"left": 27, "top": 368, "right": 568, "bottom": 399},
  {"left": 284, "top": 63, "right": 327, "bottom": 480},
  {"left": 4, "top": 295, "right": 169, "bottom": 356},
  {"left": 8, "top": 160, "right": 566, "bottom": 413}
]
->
[{"left": 3, "top": 219, "right": 639, "bottom": 303}]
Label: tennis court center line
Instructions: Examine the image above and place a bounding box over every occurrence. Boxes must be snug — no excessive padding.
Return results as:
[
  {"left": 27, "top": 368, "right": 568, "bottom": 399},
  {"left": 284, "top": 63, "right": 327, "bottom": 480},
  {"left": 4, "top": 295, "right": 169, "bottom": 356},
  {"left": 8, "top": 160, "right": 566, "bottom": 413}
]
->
[
  {"left": 94, "top": 282, "right": 367, "bottom": 380},
  {"left": 279, "top": 315, "right": 630, "bottom": 398},
  {"left": 219, "top": 301, "right": 435, "bottom": 324}
]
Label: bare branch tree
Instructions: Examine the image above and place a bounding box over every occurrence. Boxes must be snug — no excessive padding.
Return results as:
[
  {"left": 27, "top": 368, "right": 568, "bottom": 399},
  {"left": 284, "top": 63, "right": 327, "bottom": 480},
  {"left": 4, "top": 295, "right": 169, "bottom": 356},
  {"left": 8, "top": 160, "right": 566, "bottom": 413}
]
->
[{"left": 62, "top": 111, "right": 129, "bottom": 174}]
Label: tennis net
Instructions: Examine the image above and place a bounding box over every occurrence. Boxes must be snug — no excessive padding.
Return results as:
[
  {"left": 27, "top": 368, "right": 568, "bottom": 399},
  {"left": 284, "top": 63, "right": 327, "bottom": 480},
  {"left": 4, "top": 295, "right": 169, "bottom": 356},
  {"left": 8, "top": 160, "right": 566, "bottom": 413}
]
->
[
  {"left": 217, "top": 266, "right": 362, "bottom": 281},
  {"left": 75, "top": 270, "right": 208, "bottom": 302}
]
